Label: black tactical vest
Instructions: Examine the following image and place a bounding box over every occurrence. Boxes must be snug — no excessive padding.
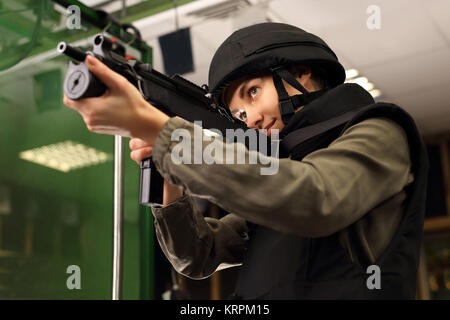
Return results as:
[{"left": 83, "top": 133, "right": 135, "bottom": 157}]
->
[{"left": 233, "top": 83, "right": 429, "bottom": 299}]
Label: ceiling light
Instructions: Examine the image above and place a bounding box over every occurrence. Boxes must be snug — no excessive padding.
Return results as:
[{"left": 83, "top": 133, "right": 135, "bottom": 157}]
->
[
  {"left": 346, "top": 76, "right": 368, "bottom": 87},
  {"left": 365, "top": 82, "right": 374, "bottom": 91},
  {"left": 345, "top": 69, "right": 359, "bottom": 79},
  {"left": 344, "top": 70, "right": 382, "bottom": 99},
  {"left": 369, "top": 89, "right": 382, "bottom": 99},
  {"left": 19, "top": 141, "right": 112, "bottom": 172}
]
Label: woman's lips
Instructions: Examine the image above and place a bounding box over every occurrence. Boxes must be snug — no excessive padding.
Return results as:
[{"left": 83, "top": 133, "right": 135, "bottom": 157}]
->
[{"left": 263, "top": 120, "right": 276, "bottom": 136}]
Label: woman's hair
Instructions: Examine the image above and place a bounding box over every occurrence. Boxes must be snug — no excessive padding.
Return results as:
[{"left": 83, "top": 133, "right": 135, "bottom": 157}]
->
[{"left": 289, "top": 64, "right": 330, "bottom": 90}]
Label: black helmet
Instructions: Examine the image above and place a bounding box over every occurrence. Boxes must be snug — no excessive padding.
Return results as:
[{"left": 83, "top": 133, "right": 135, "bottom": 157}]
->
[{"left": 208, "top": 23, "right": 346, "bottom": 124}]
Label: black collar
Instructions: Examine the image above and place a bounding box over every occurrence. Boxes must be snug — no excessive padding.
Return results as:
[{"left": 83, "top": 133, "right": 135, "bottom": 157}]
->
[{"left": 280, "top": 83, "right": 375, "bottom": 138}]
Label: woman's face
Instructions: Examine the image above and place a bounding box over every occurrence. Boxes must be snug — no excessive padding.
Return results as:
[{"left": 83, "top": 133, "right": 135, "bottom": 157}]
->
[{"left": 223, "top": 70, "right": 315, "bottom": 137}]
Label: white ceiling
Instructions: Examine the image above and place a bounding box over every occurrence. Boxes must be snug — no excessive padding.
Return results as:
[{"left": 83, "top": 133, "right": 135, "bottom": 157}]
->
[{"left": 131, "top": 0, "right": 450, "bottom": 136}]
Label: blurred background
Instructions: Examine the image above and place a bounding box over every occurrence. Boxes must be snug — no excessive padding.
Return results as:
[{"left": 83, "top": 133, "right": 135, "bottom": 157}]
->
[{"left": 0, "top": 0, "right": 448, "bottom": 299}]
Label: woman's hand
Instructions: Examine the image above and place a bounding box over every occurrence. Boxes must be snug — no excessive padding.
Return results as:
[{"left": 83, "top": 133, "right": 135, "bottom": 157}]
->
[
  {"left": 63, "top": 54, "right": 170, "bottom": 145},
  {"left": 129, "top": 137, "right": 153, "bottom": 164}
]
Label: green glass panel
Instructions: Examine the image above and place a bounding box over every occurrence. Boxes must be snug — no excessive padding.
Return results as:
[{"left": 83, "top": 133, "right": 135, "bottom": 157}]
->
[{"left": 0, "top": 0, "right": 169, "bottom": 299}]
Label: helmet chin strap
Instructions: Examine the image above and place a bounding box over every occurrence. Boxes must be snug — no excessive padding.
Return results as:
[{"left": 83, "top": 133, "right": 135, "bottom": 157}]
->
[{"left": 271, "top": 66, "right": 327, "bottom": 124}]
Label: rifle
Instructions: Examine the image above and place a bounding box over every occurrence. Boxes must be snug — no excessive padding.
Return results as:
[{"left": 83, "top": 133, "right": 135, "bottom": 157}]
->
[{"left": 57, "top": 34, "right": 269, "bottom": 206}]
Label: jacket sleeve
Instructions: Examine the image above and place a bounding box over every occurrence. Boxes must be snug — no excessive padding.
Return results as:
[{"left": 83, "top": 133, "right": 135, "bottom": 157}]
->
[
  {"left": 151, "top": 194, "right": 249, "bottom": 279},
  {"left": 151, "top": 116, "right": 413, "bottom": 238}
]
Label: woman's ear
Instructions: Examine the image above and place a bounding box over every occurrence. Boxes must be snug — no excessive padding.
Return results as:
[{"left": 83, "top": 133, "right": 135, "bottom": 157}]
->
[
  {"left": 298, "top": 71, "right": 312, "bottom": 82},
  {"left": 290, "top": 65, "right": 311, "bottom": 80}
]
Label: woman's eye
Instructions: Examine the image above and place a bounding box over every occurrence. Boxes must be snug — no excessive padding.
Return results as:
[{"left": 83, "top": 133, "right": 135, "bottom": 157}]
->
[
  {"left": 248, "top": 87, "right": 258, "bottom": 99},
  {"left": 237, "top": 110, "right": 247, "bottom": 122},
  {"left": 232, "top": 109, "right": 247, "bottom": 122}
]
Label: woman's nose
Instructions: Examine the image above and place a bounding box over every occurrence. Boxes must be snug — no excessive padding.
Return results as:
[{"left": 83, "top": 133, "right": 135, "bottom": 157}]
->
[{"left": 245, "top": 108, "right": 263, "bottom": 129}]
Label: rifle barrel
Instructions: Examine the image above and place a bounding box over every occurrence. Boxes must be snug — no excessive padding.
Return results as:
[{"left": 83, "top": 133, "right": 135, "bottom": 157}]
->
[{"left": 57, "top": 42, "right": 86, "bottom": 62}]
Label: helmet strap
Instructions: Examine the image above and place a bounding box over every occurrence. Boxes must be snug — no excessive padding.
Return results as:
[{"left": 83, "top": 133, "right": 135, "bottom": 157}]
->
[{"left": 271, "top": 66, "right": 327, "bottom": 124}]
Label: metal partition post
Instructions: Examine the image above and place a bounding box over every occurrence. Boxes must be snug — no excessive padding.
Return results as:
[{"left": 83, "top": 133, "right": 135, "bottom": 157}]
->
[{"left": 112, "top": 135, "right": 124, "bottom": 300}]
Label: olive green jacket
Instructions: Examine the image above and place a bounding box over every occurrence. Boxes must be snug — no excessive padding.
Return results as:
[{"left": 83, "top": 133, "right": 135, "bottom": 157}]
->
[{"left": 150, "top": 116, "right": 414, "bottom": 279}]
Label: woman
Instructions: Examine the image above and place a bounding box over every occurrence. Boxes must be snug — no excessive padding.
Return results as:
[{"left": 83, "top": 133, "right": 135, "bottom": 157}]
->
[{"left": 64, "top": 23, "right": 428, "bottom": 299}]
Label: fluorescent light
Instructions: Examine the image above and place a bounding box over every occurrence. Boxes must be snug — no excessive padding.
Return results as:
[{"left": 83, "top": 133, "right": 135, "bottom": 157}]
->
[
  {"left": 365, "top": 82, "right": 374, "bottom": 91},
  {"left": 350, "top": 80, "right": 374, "bottom": 91},
  {"left": 369, "top": 89, "right": 382, "bottom": 99},
  {"left": 344, "top": 69, "right": 382, "bottom": 98},
  {"left": 19, "top": 141, "right": 112, "bottom": 172},
  {"left": 345, "top": 69, "right": 359, "bottom": 79},
  {"left": 346, "top": 76, "right": 368, "bottom": 87}
]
